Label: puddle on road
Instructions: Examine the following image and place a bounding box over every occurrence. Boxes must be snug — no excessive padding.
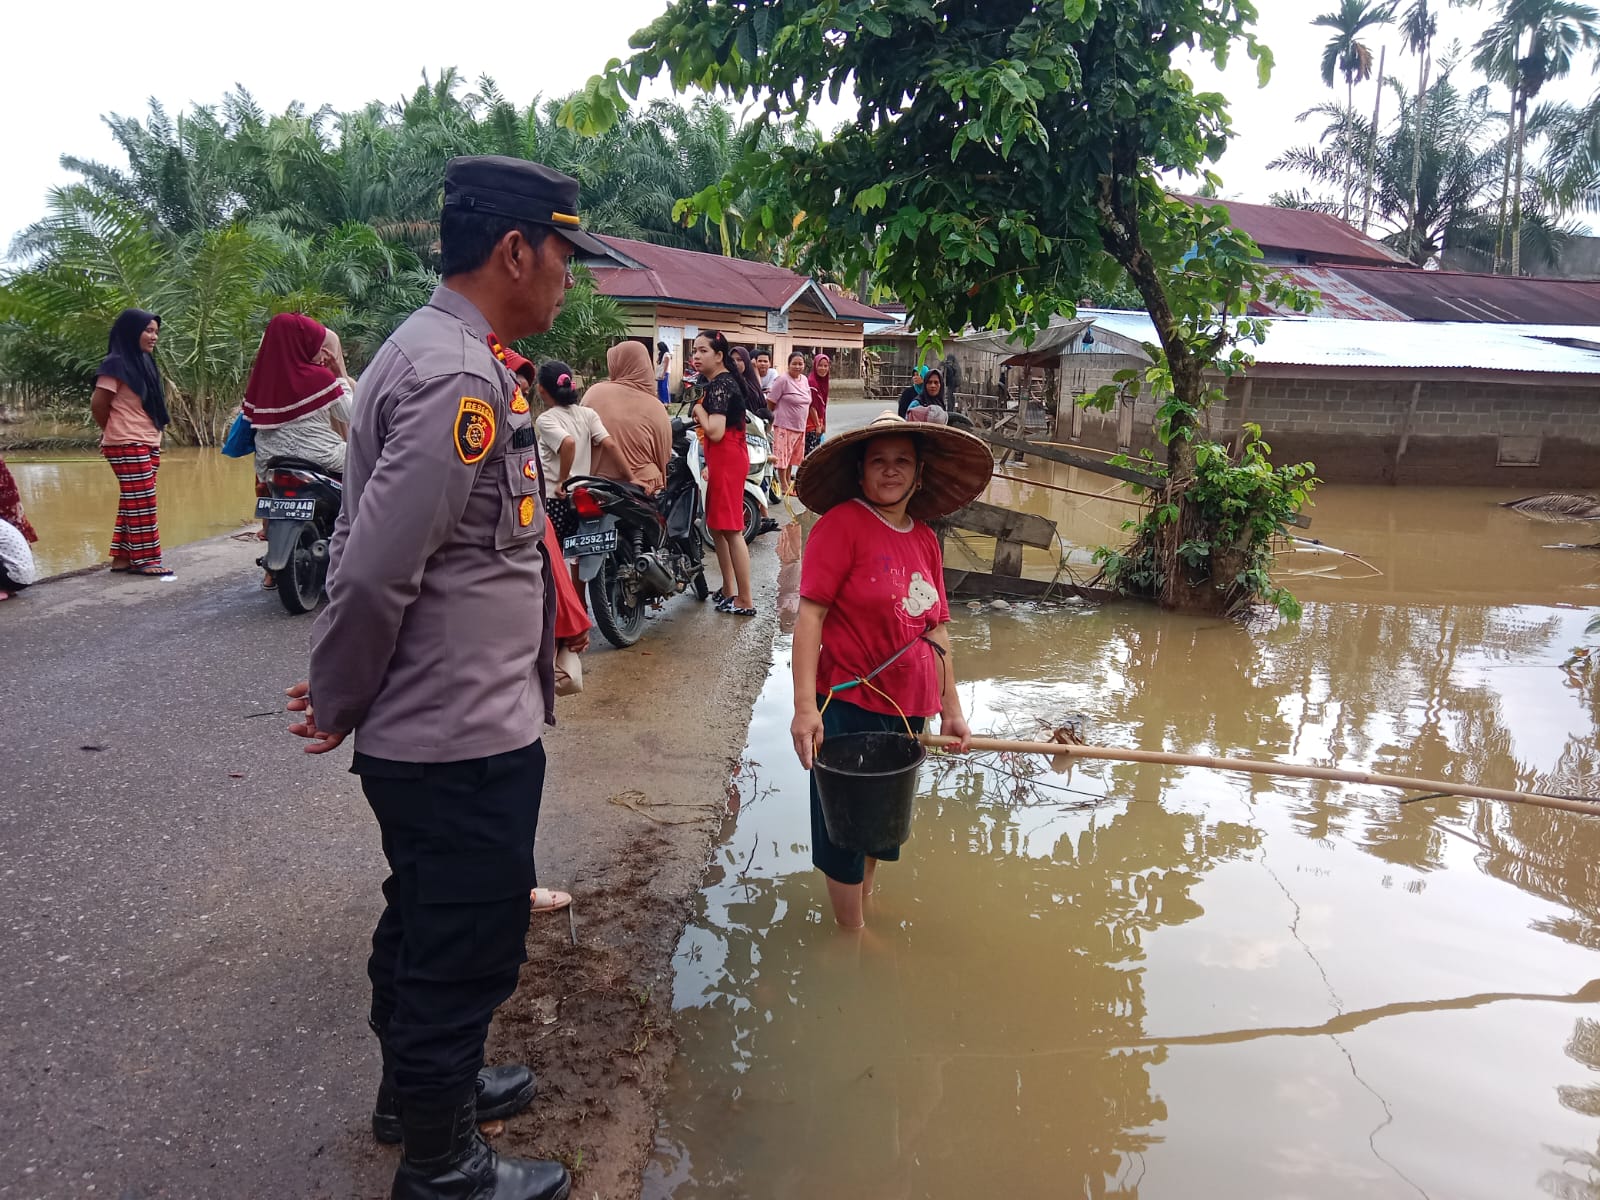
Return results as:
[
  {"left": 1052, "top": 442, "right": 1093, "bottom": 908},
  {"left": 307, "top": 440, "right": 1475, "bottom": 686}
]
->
[
  {"left": 645, "top": 483, "right": 1600, "bottom": 1200},
  {"left": 9, "top": 448, "right": 257, "bottom": 576}
]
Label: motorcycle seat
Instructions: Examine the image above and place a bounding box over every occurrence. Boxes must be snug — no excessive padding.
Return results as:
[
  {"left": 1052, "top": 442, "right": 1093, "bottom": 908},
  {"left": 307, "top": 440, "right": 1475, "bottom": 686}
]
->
[{"left": 266, "top": 456, "right": 340, "bottom": 479}]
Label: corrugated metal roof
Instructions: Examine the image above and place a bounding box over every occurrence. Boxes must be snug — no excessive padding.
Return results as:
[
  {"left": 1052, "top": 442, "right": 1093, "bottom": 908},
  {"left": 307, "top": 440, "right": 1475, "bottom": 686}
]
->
[
  {"left": 1319, "top": 265, "right": 1600, "bottom": 324},
  {"left": 1262, "top": 267, "right": 1414, "bottom": 320},
  {"left": 589, "top": 235, "right": 887, "bottom": 323},
  {"left": 1175, "top": 195, "right": 1410, "bottom": 266},
  {"left": 1080, "top": 310, "right": 1600, "bottom": 376}
]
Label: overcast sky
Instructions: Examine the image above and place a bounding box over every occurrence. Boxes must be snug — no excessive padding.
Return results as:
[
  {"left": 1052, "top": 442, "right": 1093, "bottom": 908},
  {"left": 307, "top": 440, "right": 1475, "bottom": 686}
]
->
[{"left": 3, "top": 0, "right": 1596, "bottom": 252}]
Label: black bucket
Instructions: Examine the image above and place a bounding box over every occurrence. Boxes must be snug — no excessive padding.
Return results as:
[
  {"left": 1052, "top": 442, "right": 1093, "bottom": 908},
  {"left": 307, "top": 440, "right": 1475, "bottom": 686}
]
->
[{"left": 813, "top": 732, "right": 927, "bottom": 853}]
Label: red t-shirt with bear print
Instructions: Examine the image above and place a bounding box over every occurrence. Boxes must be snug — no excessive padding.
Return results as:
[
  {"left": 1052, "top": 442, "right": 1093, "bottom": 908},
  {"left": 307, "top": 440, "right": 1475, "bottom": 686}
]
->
[{"left": 799, "top": 498, "right": 951, "bottom": 718}]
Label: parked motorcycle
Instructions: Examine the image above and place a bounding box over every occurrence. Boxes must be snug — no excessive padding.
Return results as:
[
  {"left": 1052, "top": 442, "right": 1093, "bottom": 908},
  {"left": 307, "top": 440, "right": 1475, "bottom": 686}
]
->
[
  {"left": 255, "top": 457, "right": 342, "bottom": 614},
  {"left": 562, "top": 418, "right": 709, "bottom": 648}
]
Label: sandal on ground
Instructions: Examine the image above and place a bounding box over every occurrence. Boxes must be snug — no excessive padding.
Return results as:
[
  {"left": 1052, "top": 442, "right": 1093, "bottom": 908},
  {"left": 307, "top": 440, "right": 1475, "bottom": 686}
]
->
[
  {"left": 109, "top": 562, "right": 131, "bottom": 573},
  {"left": 128, "top": 563, "right": 174, "bottom": 578},
  {"left": 722, "top": 604, "right": 757, "bottom": 617},
  {"left": 530, "top": 887, "right": 573, "bottom": 913},
  {"left": 260, "top": 573, "right": 276, "bottom": 589},
  {"left": 711, "top": 588, "right": 726, "bottom": 604}
]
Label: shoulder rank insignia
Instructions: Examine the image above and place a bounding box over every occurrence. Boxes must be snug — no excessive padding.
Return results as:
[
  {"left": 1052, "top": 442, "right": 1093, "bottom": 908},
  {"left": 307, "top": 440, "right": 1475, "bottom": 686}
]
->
[
  {"left": 518, "top": 495, "right": 537, "bottom": 527},
  {"left": 455, "top": 396, "right": 496, "bottom": 465},
  {"left": 510, "top": 388, "right": 530, "bottom": 415}
]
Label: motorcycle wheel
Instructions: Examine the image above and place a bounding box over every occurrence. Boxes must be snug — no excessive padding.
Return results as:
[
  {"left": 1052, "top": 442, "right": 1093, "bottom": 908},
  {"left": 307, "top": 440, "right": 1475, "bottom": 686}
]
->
[
  {"left": 696, "top": 516, "right": 714, "bottom": 550},
  {"left": 276, "top": 524, "right": 323, "bottom": 615},
  {"left": 588, "top": 552, "right": 646, "bottom": 648},
  {"left": 742, "top": 494, "right": 762, "bottom": 544},
  {"left": 692, "top": 570, "right": 710, "bottom": 601}
]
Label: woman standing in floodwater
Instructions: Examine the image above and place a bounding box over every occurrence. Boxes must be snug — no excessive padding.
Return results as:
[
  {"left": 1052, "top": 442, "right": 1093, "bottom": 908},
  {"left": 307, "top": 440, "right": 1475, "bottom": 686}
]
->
[
  {"left": 92, "top": 308, "right": 172, "bottom": 578},
  {"left": 789, "top": 412, "right": 989, "bottom": 928}
]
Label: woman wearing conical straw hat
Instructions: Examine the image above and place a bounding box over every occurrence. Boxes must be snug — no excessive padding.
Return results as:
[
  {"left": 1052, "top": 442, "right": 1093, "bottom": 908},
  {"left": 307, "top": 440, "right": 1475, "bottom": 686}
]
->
[{"left": 790, "top": 412, "right": 991, "bottom": 928}]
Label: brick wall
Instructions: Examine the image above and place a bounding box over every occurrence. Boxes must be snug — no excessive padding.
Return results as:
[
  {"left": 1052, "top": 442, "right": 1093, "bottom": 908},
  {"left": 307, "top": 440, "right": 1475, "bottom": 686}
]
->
[{"left": 1049, "top": 367, "right": 1600, "bottom": 486}]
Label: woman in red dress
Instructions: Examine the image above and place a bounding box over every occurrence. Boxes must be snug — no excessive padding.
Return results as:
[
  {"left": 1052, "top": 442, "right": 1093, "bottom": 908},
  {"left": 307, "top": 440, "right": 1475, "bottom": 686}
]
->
[{"left": 691, "top": 331, "right": 755, "bottom": 615}]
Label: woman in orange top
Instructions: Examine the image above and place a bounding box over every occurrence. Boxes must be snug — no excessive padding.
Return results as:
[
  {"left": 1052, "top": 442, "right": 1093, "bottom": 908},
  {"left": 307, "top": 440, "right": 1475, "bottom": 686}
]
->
[{"left": 91, "top": 308, "right": 172, "bottom": 578}]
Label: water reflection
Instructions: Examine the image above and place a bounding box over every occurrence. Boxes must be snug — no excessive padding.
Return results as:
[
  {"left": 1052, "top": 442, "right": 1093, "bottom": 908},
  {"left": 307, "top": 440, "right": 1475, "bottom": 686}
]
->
[
  {"left": 649, "top": 495, "right": 1600, "bottom": 1198},
  {"left": 9, "top": 448, "right": 256, "bottom": 576}
]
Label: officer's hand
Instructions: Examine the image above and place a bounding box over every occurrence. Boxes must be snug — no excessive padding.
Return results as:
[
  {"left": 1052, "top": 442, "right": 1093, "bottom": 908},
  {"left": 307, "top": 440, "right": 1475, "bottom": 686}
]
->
[{"left": 286, "top": 680, "right": 349, "bottom": 755}]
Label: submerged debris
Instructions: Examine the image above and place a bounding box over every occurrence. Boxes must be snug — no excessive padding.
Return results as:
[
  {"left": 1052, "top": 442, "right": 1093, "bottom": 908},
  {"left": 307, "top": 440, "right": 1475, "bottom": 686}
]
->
[{"left": 1501, "top": 493, "right": 1600, "bottom": 521}]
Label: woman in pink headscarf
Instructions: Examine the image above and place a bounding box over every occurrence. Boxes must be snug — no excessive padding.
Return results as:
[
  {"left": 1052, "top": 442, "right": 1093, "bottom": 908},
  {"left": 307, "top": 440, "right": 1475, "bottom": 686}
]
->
[{"left": 804, "top": 352, "right": 831, "bottom": 457}]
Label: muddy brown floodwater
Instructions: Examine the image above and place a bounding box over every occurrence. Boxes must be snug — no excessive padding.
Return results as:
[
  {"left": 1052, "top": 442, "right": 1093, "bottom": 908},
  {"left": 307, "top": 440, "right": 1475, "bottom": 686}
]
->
[
  {"left": 8, "top": 448, "right": 257, "bottom": 577},
  {"left": 645, "top": 472, "right": 1600, "bottom": 1200}
]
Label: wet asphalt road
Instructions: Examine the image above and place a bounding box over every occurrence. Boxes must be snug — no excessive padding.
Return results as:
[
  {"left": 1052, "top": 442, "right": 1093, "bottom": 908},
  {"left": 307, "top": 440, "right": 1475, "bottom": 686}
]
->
[{"left": 0, "top": 525, "right": 779, "bottom": 1200}]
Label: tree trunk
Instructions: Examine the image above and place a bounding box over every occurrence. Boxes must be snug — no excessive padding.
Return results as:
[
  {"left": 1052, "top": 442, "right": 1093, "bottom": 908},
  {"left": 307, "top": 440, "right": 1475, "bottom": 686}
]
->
[
  {"left": 1095, "top": 165, "right": 1234, "bottom": 616},
  {"left": 1510, "top": 92, "right": 1528, "bottom": 276},
  {"left": 1361, "top": 46, "right": 1386, "bottom": 234},
  {"left": 1342, "top": 75, "right": 1357, "bottom": 223},
  {"left": 1409, "top": 45, "right": 1431, "bottom": 264},
  {"left": 1492, "top": 84, "right": 1516, "bottom": 274}
]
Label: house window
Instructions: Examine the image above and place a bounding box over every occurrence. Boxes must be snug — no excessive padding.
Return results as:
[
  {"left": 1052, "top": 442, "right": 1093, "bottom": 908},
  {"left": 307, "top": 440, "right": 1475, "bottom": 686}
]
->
[{"left": 1496, "top": 435, "right": 1543, "bottom": 467}]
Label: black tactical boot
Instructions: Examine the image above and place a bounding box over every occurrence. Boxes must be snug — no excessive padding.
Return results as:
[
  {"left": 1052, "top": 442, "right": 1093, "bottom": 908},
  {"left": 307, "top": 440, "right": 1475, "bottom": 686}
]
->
[
  {"left": 371, "top": 1020, "right": 537, "bottom": 1144},
  {"left": 391, "top": 1097, "right": 570, "bottom": 1200},
  {"left": 374, "top": 1065, "right": 538, "bottom": 1145}
]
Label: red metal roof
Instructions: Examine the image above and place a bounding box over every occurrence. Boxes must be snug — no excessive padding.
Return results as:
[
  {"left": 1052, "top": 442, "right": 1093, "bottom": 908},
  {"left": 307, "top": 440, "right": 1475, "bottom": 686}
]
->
[
  {"left": 590, "top": 235, "right": 887, "bottom": 323},
  {"left": 1260, "top": 267, "right": 1413, "bottom": 320},
  {"left": 1321, "top": 265, "right": 1600, "bottom": 324},
  {"left": 1176, "top": 195, "right": 1410, "bottom": 266}
]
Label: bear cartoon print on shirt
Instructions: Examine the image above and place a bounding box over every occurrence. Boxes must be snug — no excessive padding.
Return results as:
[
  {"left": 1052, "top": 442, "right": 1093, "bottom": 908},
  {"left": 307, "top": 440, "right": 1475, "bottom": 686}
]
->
[{"left": 903, "top": 572, "right": 938, "bottom": 619}]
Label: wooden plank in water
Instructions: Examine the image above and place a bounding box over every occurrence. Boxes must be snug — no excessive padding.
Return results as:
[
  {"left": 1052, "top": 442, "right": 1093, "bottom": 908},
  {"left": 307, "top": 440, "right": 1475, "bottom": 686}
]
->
[
  {"left": 972, "top": 431, "right": 1311, "bottom": 529},
  {"left": 942, "top": 499, "right": 1057, "bottom": 548},
  {"left": 944, "top": 568, "right": 1120, "bottom": 604}
]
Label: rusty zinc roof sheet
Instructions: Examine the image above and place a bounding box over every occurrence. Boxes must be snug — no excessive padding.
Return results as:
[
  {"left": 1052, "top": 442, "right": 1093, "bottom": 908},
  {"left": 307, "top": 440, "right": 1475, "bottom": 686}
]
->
[
  {"left": 1175, "top": 195, "right": 1411, "bottom": 266},
  {"left": 1320, "top": 265, "right": 1600, "bottom": 324},
  {"left": 590, "top": 235, "right": 887, "bottom": 323}
]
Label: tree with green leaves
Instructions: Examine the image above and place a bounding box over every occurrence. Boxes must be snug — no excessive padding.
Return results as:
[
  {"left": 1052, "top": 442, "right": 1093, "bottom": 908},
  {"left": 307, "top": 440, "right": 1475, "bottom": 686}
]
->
[
  {"left": 1473, "top": 0, "right": 1600, "bottom": 273},
  {"left": 566, "top": 0, "right": 1317, "bottom": 617},
  {"left": 1270, "top": 70, "right": 1511, "bottom": 266},
  {"left": 1314, "top": 0, "right": 1397, "bottom": 222}
]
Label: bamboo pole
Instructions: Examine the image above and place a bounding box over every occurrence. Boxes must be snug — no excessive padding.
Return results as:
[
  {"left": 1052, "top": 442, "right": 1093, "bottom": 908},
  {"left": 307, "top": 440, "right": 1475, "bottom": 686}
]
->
[{"left": 918, "top": 734, "right": 1598, "bottom": 817}]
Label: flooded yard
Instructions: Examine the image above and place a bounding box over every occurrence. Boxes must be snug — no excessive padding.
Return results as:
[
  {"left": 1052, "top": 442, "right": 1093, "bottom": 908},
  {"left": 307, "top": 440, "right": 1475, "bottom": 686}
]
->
[
  {"left": 8, "top": 448, "right": 257, "bottom": 577},
  {"left": 645, "top": 474, "right": 1600, "bottom": 1199}
]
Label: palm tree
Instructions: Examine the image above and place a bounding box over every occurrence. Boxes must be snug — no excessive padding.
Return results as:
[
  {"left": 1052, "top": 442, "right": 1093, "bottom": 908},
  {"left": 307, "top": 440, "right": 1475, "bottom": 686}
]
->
[
  {"left": 1473, "top": 0, "right": 1600, "bottom": 273},
  {"left": 1397, "top": 1, "right": 1442, "bottom": 261},
  {"left": 1314, "top": 0, "right": 1397, "bottom": 222},
  {"left": 1536, "top": 90, "right": 1600, "bottom": 213},
  {"left": 1272, "top": 74, "right": 1507, "bottom": 265}
]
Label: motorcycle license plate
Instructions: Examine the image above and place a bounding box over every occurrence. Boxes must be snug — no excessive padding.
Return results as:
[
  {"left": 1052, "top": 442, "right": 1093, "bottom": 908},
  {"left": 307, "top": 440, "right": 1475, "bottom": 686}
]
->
[
  {"left": 256, "top": 498, "right": 316, "bottom": 520},
  {"left": 564, "top": 527, "right": 618, "bottom": 556}
]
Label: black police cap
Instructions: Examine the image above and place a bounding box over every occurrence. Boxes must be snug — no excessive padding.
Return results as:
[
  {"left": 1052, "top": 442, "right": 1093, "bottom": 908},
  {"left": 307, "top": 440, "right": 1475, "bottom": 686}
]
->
[{"left": 442, "top": 155, "right": 610, "bottom": 257}]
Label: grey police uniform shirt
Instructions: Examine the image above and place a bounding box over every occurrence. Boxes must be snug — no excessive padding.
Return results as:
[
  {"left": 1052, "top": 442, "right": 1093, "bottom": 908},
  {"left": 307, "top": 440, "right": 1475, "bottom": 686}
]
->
[{"left": 308, "top": 286, "right": 556, "bottom": 762}]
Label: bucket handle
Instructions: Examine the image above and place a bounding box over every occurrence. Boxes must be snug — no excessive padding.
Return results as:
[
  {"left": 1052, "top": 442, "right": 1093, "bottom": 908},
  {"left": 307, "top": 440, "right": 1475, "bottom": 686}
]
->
[{"left": 820, "top": 632, "right": 942, "bottom": 741}]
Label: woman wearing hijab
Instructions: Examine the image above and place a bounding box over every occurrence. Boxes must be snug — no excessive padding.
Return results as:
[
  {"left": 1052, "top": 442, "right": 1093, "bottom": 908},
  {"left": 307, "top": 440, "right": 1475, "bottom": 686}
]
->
[
  {"left": 243, "top": 313, "right": 352, "bottom": 588},
  {"left": 804, "top": 353, "right": 831, "bottom": 456},
  {"left": 789, "top": 412, "right": 989, "bottom": 928},
  {"left": 245, "top": 313, "right": 351, "bottom": 481},
  {"left": 583, "top": 341, "right": 673, "bottom": 493},
  {"left": 92, "top": 308, "right": 171, "bottom": 577},
  {"left": 897, "top": 364, "right": 928, "bottom": 418}
]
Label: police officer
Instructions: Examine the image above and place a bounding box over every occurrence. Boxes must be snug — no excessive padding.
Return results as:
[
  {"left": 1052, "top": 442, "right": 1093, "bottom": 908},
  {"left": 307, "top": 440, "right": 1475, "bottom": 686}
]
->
[{"left": 287, "top": 156, "right": 609, "bottom": 1200}]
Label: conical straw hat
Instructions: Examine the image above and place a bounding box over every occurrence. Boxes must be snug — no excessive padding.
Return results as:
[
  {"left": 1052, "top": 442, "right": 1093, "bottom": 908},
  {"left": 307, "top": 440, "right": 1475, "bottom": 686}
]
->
[{"left": 795, "top": 411, "right": 993, "bottom": 522}]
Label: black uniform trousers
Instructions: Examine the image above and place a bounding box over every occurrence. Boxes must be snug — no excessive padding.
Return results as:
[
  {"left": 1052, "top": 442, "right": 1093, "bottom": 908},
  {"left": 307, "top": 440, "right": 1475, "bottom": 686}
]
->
[{"left": 355, "top": 740, "right": 545, "bottom": 1106}]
